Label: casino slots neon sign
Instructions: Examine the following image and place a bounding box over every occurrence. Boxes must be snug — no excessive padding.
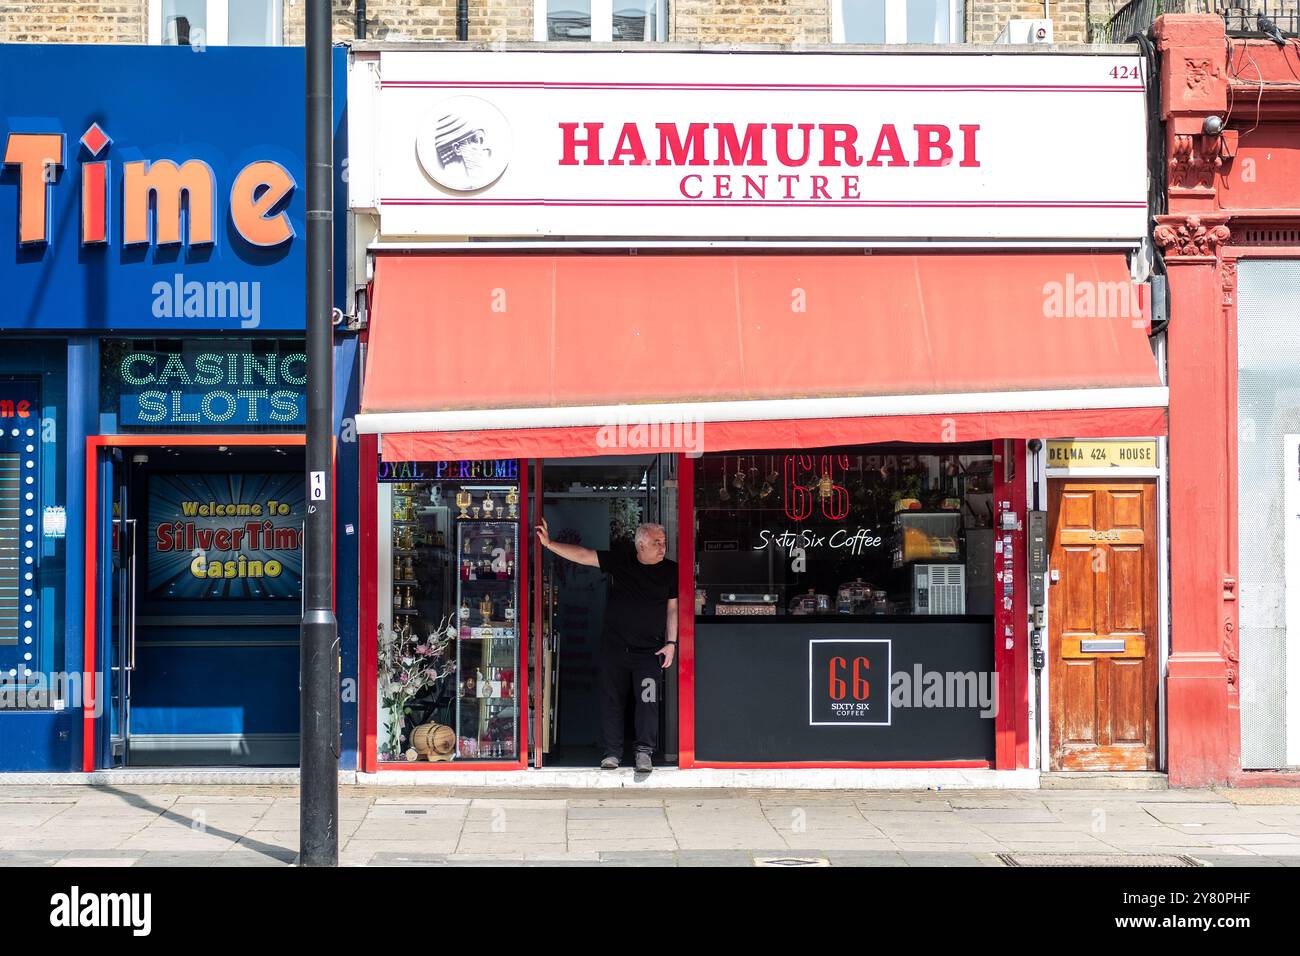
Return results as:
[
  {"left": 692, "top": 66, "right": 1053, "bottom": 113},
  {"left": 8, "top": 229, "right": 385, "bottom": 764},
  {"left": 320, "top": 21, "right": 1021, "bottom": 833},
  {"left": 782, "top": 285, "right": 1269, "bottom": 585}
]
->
[{"left": 2, "top": 122, "right": 296, "bottom": 247}]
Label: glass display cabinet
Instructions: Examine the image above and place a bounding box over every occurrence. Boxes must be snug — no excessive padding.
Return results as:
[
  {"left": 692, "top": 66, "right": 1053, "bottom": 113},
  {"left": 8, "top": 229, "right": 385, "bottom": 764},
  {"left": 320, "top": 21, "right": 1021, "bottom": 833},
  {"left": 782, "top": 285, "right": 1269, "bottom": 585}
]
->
[
  {"left": 376, "top": 464, "right": 522, "bottom": 763},
  {"left": 455, "top": 519, "right": 519, "bottom": 760}
]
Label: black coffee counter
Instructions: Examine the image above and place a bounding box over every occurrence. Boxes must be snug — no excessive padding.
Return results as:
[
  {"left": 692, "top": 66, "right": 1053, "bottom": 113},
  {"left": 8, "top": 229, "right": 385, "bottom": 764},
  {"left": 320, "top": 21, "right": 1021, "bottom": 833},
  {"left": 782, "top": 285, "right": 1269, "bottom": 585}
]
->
[{"left": 693, "top": 618, "right": 996, "bottom": 763}]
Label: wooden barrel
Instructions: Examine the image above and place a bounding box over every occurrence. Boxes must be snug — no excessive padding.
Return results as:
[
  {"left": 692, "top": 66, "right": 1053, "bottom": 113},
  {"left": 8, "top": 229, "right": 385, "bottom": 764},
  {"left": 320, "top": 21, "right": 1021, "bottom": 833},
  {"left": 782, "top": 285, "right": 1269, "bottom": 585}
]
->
[{"left": 411, "top": 722, "right": 455, "bottom": 758}]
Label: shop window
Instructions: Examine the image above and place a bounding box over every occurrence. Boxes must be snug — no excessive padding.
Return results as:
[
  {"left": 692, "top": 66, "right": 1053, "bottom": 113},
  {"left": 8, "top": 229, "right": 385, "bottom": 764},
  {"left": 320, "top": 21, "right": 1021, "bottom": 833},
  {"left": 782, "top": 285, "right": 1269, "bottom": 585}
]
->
[
  {"left": 149, "top": 0, "right": 283, "bottom": 47},
  {"left": 0, "top": 383, "right": 39, "bottom": 689},
  {"left": 377, "top": 462, "right": 522, "bottom": 762},
  {"left": 693, "top": 445, "right": 995, "bottom": 619},
  {"left": 536, "top": 0, "right": 666, "bottom": 41},
  {"left": 833, "top": 0, "right": 963, "bottom": 44},
  {"left": 1237, "top": 260, "right": 1300, "bottom": 768}
]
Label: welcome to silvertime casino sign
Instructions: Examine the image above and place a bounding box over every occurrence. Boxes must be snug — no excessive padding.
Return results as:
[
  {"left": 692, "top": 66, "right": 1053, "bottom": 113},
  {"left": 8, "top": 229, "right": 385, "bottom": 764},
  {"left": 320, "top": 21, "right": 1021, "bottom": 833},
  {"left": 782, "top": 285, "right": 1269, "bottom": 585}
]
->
[{"left": 361, "top": 50, "right": 1148, "bottom": 241}]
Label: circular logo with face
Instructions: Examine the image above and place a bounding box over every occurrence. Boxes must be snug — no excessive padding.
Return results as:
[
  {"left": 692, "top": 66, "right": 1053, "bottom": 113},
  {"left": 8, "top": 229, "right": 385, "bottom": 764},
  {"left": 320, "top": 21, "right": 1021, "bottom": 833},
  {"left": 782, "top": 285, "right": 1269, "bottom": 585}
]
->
[{"left": 415, "top": 95, "right": 512, "bottom": 192}]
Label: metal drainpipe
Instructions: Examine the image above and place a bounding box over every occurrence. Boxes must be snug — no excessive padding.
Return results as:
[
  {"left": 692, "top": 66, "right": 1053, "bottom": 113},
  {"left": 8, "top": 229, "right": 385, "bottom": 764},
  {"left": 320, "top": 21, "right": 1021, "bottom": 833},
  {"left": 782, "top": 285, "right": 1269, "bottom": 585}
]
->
[
  {"left": 458, "top": 0, "right": 469, "bottom": 40},
  {"left": 356, "top": 0, "right": 367, "bottom": 39}
]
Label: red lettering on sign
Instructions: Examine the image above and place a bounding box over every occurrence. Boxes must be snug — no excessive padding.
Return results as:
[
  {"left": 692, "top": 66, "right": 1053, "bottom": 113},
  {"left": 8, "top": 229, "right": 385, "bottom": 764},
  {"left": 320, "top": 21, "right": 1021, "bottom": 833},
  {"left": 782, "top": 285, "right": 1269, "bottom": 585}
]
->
[{"left": 829, "top": 656, "right": 848, "bottom": 701}]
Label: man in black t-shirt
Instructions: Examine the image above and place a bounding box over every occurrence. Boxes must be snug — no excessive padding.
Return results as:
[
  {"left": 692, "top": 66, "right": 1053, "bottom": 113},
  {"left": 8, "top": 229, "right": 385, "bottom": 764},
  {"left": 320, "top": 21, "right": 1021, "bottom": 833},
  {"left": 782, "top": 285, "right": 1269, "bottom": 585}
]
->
[{"left": 536, "top": 517, "right": 678, "bottom": 772}]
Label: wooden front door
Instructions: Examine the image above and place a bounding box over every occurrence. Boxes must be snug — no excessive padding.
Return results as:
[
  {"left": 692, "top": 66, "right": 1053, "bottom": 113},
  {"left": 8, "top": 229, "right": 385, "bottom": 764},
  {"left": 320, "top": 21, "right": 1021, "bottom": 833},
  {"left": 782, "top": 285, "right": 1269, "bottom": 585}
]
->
[{"left": 1048, "top": 479, "right": 1159, "bottom": 771}]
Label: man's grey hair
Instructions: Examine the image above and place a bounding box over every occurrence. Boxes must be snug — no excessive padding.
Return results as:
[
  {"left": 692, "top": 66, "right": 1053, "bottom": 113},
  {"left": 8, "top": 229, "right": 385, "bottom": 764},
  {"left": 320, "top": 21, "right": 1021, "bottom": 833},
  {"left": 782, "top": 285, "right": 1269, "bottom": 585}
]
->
[{"left": 634, "top": 522, "right": 666, "bottom": 548}]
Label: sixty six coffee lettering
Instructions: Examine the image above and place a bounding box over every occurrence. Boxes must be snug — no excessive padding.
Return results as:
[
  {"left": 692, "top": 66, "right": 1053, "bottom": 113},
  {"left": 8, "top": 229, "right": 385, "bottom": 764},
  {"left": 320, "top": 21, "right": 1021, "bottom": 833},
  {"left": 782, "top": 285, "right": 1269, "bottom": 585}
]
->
[
  {"left": 755, "top": 528, "right": 884, "bottom": 556},
  {"left": 809, "top": 639, "right": 891, "bottom": 726}
]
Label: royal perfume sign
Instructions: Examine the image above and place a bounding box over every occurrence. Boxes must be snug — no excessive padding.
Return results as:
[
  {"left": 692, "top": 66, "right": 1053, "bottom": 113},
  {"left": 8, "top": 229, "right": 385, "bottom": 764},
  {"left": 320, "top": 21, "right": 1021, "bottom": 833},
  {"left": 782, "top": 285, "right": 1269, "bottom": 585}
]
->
[
  {"left": 377, "top": 459, "right": 519, "bottom": 482},
  {"left": 359, "top": 49, "right": 1148, "bottom": 241}
]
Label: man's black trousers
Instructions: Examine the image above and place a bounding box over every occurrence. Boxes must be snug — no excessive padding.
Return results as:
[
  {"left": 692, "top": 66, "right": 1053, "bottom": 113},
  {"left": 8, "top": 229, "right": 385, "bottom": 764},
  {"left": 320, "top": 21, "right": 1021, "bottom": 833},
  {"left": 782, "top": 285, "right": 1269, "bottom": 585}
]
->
[{"left": 598, "top": 644, "right": 660, "bottom": 759}]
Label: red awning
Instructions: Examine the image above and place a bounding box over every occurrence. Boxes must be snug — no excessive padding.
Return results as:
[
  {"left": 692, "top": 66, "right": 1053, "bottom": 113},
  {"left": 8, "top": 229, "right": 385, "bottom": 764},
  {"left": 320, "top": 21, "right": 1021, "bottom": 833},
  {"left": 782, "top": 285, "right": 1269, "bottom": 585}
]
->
[{"left": 358, "top": 253, "right": 1166, "bottom": 459}]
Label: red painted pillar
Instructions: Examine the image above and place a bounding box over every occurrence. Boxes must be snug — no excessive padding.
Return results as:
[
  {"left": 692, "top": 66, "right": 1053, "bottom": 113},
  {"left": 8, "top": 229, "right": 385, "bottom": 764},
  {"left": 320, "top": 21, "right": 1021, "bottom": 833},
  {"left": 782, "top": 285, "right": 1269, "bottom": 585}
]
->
[
  {"left": 1163, "top": 255, "right": 1236, "bottom": 786},
  {"left": 1154, "top": 15, "right": 1238, "bottom": 786}
]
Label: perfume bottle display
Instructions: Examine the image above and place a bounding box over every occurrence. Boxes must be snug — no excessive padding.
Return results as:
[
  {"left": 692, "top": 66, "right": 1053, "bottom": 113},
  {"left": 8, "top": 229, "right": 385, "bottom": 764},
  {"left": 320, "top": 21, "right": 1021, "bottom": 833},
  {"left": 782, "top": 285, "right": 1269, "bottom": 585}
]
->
[{"left": 383, "top": 476, "right": 521, "bottom": 764}]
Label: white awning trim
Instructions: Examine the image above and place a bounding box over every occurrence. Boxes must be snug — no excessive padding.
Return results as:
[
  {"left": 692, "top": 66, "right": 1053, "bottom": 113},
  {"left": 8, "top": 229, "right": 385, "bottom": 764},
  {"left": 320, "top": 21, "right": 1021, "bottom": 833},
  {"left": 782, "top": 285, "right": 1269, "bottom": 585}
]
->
[{"left": 356, "top": 386, "right": 1169, "bottom": 436}]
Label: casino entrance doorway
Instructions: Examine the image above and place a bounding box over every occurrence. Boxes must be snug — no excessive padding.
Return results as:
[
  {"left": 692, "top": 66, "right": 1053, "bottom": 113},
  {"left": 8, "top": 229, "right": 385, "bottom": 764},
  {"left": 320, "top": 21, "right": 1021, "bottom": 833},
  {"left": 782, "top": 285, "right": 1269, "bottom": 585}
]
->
[{"left": 84, "top": 436, "right": 306, "bottom": 770}]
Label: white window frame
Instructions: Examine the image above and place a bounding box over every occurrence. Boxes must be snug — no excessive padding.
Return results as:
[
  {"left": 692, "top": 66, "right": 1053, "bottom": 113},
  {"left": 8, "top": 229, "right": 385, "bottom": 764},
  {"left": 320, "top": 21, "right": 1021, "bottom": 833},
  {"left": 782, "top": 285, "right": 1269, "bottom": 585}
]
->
[
  {"left": 534, "top": 0, "right": 666, "bottom": 42},
  {"left": 148, "top": 0, "right": 284, "bottom": 47},
  {"left": 831, "top": 0, "right": 963, "bottom": 45}
]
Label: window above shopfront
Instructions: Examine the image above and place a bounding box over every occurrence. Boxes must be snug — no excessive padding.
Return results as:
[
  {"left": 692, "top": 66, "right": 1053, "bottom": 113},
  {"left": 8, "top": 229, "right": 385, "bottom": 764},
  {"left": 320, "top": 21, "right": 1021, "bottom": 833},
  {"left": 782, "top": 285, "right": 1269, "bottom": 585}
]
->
[
  {"left": 150, "top": 0, "right": 283, "bottom": 47},
  {"left": 694, "top": 444, "right": 995, "bottom": 619},
  {"left": 833, "top": 0, "right": 964, "bottom": 44},
  {"left": 536, "top": 0, "right": 666, "bottom": 41}
]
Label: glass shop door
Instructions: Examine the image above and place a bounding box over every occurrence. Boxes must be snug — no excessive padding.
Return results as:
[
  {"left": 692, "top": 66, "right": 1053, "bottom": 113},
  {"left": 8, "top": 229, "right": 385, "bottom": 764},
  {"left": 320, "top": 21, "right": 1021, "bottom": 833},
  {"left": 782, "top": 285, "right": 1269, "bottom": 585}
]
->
[
  {"left": 529, "top": 455, "right": 675, "bottom": 769},
  {"left": 105, "top": 451, "right": 137, "bottom": 769}
]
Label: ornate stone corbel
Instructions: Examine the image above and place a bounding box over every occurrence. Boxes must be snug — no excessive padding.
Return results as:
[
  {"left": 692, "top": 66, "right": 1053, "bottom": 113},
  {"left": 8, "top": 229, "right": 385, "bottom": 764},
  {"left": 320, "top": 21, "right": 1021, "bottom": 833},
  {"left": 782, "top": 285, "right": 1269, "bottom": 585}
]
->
[
  {"left": 1169, "top": 132, "right": 1225, "bottom": 189},
  {"left": 1221, "top": 258, "right": 1237, "bottom": 306},
  {"left": 1153, "top": 215, "right": 1232, "bottom": 257}
]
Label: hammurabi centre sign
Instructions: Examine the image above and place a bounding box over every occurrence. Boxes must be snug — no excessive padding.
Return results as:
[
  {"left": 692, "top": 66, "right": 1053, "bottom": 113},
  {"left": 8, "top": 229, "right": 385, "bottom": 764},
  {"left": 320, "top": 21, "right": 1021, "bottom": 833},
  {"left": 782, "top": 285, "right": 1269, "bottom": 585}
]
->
[
  {"left": 0, "top": 45, "right": 324, "bottom": 332},
  {"left": 363, "top": 50, "right": 1148, "bottom": 242}
]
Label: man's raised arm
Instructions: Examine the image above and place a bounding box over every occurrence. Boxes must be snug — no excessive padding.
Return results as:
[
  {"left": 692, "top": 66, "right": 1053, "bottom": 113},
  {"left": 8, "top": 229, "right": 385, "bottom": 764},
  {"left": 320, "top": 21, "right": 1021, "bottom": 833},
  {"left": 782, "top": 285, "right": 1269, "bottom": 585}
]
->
[{"left": 534, "top": 516, "right": 600, "bottom": 567}]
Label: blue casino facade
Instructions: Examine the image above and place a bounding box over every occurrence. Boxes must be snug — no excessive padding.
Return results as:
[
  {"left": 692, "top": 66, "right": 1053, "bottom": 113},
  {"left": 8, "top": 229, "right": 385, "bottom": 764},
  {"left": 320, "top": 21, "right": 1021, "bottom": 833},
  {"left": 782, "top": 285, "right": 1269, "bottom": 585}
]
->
[{"left": 0, "top": 44, "right": 358, "bottom": 772}]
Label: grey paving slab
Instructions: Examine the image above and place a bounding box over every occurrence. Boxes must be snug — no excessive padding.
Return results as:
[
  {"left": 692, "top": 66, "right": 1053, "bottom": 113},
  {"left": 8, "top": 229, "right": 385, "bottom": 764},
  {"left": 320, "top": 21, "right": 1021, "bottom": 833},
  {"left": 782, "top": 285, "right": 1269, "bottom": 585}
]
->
[
  {"left": 946, "top": 796, "right": 1050, "bottom": 810},
  {"left": 210, "top": 851, "right": 295, "bottom": 867},
  {"left": 952, "top": 807, "right": 1059, "bottom": 823},
  {"left": 1201, "top": 831, "right": 1300, "bottom": 844},
  {"left": 1097, "top": 828, "right": 1216, "bottom": 848},
  {"left": 852, "top": 797, "right": 954, "bottom": 812},
  {"left": 899, "top": 852, "right": 991, "bottom": 866},
  {"left": 1138, "top": 803, "right": 1250, "bottom": 823},
  {"left": 55, "top": 856, "right": 138, "bottom": 867},
  {"left": 367, "top": 852, "right": 451, "bottom": 865},
  {"left": 372, "top": 795, "right": 470, "bottom": 805},
  {"left": 890, "top": 840, "right": 1008, "bottom": 852},
  {"left": 569, "top": 839, "right": 680, "bottom": 853},
  {"left": 44, "top": 848, "right": 142, "bottom": 861},
  {"left": 1237, "top": 843, "right": 1300, "bottom": 856},
  {"left": 972, "top": 823, "right": 1106, "bottom": 841},
  {"left": 130, "top": 851, "right": 228, "bottom": 866},
  {"left": 863, "top": 810, "right": 991, "bottom": 825},
  {"left": 997, "top": 839, "right": 1121, "bottom": 853},
  {"left": 823, "top": 850, "right": 910, "bottom": 867},
  {"left": 1191, "top": 854, "right": 1285, "bottom": 867},
  {"left": 566, "top": 806, "right": 667, "bottom": 819},
  {"left": 598, "top": 851, "right": 678, "bottom": 865},
  {"left": 676, "top": 849, "right": 756, "bottom": 866},
  {"left": 2, "top": 783, "right": 1300, "bottom": 866},
  {"left": 0, "top": 850, "right": 70, "bottom": 866}
]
